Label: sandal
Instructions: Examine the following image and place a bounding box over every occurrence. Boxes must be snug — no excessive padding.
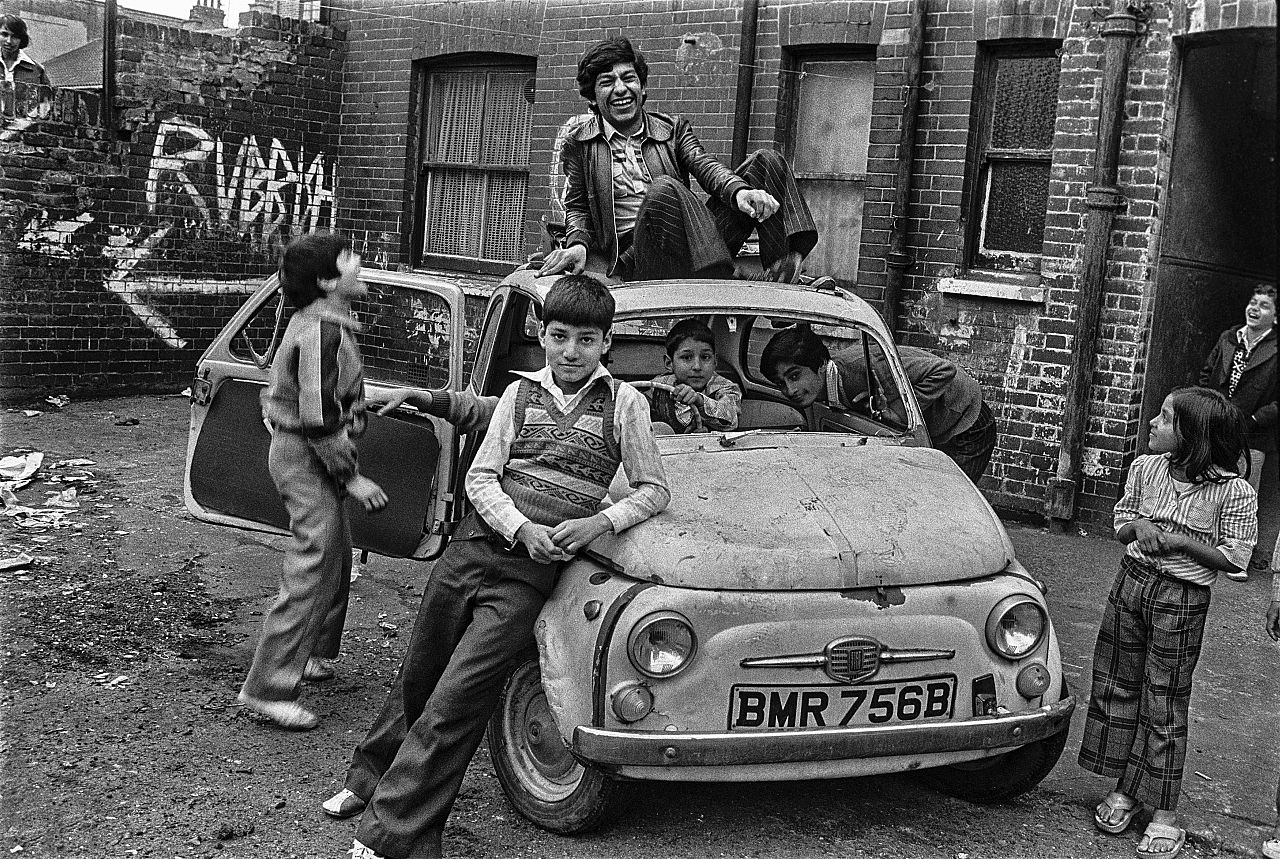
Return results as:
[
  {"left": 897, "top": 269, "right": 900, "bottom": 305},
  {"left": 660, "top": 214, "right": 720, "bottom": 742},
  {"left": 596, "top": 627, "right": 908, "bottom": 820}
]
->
[
  {"left": 1094, "top": 793, "right": 1141, "bottom": 835},
  {"left": 1136, "top": 822, "right": 1185, "bottom": 859},
  {"left": 303, "top": 658, "right": 335, "bottom": 682},
  {"left": 237, "top": 691, "right": 320, "bottom": 731}
]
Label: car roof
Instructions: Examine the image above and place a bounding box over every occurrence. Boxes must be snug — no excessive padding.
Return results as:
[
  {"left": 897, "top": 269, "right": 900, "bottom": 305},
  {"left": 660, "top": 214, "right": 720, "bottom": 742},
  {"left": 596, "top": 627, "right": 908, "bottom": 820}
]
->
[{"left": 500, "top": 268, "right": 891, "bottom": 335}]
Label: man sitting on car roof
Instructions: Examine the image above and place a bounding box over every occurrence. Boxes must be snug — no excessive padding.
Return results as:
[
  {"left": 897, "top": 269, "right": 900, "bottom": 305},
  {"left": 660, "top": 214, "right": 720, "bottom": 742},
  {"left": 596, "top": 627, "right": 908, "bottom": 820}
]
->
[{"left": 538, "top": 36, "right": 818, "bottom": 284}]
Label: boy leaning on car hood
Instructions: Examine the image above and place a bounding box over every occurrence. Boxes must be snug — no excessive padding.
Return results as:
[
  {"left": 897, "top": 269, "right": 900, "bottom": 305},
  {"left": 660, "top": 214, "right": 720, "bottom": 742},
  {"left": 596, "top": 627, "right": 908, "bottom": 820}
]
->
[{"left": 333, "top": 274, "right": 670, "bottom": 859}]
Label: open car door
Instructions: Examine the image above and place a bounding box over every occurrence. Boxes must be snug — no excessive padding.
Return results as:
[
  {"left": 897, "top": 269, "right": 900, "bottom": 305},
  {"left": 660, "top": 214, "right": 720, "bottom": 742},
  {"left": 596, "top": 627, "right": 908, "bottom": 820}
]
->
[{"left": 183, "top": 269, "right": 468, "bottom": 560}]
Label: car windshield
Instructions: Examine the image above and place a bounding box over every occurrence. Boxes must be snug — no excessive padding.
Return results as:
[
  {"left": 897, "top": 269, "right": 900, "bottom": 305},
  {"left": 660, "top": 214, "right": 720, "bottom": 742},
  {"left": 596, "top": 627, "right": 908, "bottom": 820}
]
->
[{"left": 515, "top": 304, "right": 911, "bottom": 436}]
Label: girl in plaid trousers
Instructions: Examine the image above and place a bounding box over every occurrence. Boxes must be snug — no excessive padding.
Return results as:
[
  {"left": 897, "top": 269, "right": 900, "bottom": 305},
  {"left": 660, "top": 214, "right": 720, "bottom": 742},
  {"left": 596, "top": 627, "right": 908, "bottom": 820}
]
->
[{"left": 1080, "top": 387, "right": 1257, "bottom": 859}]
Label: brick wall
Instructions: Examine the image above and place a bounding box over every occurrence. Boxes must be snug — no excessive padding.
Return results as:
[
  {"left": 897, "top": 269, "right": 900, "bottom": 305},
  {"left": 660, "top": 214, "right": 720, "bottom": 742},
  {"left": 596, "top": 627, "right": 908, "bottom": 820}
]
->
[
  {"left": 0, "top": 11, "right": 345, "bottom": 402},
  {"left": 4, "top": 0, "right": 1271, "bottom": 524}
]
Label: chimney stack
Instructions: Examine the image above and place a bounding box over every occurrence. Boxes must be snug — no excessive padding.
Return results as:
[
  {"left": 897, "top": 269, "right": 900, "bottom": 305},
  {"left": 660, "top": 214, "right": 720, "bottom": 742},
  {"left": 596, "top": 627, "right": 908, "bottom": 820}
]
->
[{"left": 188, "top": 0, "right": 225, "bottom": 29}]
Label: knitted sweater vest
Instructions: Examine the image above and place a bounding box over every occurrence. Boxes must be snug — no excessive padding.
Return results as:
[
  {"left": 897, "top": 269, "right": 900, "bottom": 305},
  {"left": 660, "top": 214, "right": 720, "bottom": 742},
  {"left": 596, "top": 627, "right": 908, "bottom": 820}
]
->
[{"left": 500, "top": 377, "right": 624, "bottom": 526}]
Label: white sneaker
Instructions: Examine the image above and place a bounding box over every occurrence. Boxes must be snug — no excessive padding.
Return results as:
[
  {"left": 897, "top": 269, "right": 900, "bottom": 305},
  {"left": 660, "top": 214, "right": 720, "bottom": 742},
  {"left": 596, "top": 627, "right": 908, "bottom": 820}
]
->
[
  {"left": 322, "top": 787, "right": 367, "bottom": 819},
  {"left": 237, "top": 690, "right": 320, "bottom": 730},
  {"left": 349, "top": 839, "right": 385, "bottom": 859},
  {"left": 1225, "top": 569, "right": 1249, "bottom": 581}
]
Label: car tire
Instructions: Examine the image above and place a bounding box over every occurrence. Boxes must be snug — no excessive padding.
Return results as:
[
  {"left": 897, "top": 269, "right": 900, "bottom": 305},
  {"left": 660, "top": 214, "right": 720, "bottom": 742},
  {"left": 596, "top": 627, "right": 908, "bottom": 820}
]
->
[
  {"left": 917, "top": 680, "right": 1071, "bottom": 803},
  {"left": 487, "top": 658, "right": 621, "bottom": 834}
]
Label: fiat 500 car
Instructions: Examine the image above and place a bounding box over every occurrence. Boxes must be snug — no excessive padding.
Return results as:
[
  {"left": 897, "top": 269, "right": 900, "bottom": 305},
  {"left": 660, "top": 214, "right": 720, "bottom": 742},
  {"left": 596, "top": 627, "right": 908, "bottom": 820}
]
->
[{"left": 184, "top": 265, "right": 1074, "bottom": 835}]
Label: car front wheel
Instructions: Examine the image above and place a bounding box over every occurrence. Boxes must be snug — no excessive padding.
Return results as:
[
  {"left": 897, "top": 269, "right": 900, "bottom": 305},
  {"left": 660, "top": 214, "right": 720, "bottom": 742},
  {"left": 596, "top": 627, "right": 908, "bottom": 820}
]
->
[
  {"left": 917, "top": 681, "right": 1071, "bottom": 803},
  {"left": 487, "top": 658, "right": 621, "bottom": 834}
]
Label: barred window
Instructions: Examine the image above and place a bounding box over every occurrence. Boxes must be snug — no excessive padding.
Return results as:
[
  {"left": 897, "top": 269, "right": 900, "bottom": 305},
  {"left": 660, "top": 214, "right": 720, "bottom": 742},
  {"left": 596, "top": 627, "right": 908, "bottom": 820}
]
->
[
  {"left": 965, "top": 43, "right": 1061, "bottom": 273},
  {"left": 415, "top": 59, "right": 535, "bottom": 274}
]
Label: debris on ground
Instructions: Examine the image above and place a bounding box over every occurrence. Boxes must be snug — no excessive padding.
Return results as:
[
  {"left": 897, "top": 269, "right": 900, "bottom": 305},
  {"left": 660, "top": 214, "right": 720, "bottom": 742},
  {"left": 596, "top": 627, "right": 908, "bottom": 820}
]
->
[
  {"left": 44, "top": 488, "right": 79, "bottom": 509},
  {"left": 0, "top": 552, "right": 34, "bottom": 571},
  {"left": 44, "top": 395, "right": 70, "bottom": 410},
  {"left": 0, "top": 451, "right": 44, "bottom": 489}
]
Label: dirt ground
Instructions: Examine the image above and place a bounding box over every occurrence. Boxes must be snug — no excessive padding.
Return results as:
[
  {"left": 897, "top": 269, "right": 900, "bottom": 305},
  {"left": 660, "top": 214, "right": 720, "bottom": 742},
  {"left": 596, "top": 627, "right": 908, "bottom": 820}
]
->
[{"left": 1, "top": 395, "right": 1275, "bottom": 859}]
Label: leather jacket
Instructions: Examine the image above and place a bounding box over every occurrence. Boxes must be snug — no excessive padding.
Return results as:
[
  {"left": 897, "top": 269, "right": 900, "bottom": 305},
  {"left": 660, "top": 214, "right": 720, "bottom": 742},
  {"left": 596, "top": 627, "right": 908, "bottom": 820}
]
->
[
  {"left": 560, "top": 110, "right": 748, "bottom": 274},
  {"left": 1199, "top": 325, "right": 1277, "bottom": 453}
]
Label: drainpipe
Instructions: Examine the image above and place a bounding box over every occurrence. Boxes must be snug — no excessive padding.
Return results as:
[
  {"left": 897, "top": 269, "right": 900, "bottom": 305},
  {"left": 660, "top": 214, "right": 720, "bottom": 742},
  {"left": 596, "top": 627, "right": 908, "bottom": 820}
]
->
[
  {"left": 882, "top": 0, "right": 926, "bottom": 333},
  {"left": 1045, "top": 4, "right": 1146, "bottom": 527},
  {"left": 102, "top": 0, "right": 117, "bottom": 133},
  {"left": 731, "top": 0, "right": 759, "bottom": 168}
]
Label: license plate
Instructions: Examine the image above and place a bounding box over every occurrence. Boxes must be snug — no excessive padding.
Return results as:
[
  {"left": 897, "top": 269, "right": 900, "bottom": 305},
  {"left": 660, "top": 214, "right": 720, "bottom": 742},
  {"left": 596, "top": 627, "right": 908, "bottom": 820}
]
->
[{"left": 728, "top": 677, "right": 956, "bottom": 730}]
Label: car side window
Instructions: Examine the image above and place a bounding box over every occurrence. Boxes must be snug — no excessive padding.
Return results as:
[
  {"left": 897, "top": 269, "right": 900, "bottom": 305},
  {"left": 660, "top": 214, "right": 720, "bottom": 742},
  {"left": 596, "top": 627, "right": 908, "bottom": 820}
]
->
[
  {"left": 357, "top": 284, "right": 453, "bottom": 390},
  {"left": 741, "top": 316, "right": 910, "bottom": 433},
  {"left": 469, "top": 295, "right": 505, "bottom": 389}
]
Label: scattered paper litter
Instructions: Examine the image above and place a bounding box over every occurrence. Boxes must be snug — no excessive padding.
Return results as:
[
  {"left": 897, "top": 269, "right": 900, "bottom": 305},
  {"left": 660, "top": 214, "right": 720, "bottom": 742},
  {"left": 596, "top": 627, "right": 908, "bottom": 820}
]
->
[
  {"left": 44, "top": 488, "right": 79, "bottom": 509},
  {"left": 0, "top": 452, "right": 43, "bottom": 483},
  {"left": 51, "top": 459, "right": 95, "bottom": 468},
  {"left": 0, "top": 553, "right": 34, "bottom": 571},
  {"left": 44, "top": 395, "right": 70, "bottom": 409},
  {"left": 22, "top": 410, "right": 40, "bottom": 417},
  {"left": 11, "top": 510, "right": 72, "bottom": 528}
]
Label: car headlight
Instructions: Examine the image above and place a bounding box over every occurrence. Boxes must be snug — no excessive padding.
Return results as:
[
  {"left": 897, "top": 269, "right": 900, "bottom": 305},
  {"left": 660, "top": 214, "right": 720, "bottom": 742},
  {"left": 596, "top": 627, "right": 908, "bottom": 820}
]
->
[
  {"left": 985, "top": 596, "right": 1047, "bottom": 659},
  {"left": 627, "top": 611, "right": 697, "bottom": 678}
]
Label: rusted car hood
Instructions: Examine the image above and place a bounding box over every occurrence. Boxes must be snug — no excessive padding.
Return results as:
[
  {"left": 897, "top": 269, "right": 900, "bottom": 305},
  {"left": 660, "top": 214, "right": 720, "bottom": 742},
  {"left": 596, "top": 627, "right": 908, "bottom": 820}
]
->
[{"left": 594, "top": 433, "right": 1013, "bottom": 590}]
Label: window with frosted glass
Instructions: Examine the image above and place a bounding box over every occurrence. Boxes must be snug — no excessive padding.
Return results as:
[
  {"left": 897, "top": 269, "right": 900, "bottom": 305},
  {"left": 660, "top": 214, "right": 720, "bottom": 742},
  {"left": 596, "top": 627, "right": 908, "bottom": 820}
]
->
[
  {"left": 966, "top": 45, "right": 1061, "bottom": 272},
  {"left": 417, "top": 62, "right": 534, "bottom": 272}
]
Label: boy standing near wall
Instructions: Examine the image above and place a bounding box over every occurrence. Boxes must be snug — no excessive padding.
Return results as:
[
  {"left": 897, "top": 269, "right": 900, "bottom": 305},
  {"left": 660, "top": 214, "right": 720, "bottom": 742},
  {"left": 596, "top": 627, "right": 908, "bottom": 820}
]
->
[{"left": 343, "top": 274, "right": 670, "bottom": 859}]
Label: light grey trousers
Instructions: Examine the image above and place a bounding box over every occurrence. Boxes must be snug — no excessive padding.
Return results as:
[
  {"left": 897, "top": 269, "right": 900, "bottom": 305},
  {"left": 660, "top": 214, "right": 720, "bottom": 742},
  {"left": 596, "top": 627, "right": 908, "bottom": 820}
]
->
[{"left": 240, "top": 428, "right": 352, "bottom": 702}]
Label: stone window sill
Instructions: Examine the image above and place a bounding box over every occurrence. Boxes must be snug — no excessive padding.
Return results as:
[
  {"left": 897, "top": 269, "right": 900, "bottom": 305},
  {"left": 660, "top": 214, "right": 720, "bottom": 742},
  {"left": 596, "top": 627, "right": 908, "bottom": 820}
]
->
[{"left": 937, "top": 273, "right": 1045, "bottom": 303}]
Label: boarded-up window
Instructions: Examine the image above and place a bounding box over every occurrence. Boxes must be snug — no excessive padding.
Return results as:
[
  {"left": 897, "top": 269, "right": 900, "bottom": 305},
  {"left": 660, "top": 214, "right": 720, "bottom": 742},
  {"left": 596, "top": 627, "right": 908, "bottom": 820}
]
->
[
  {"left": 966, "top": 44, "right": 1061, "bottom": 272},
  {"left": 789, "top": 58, "right": 875, "bottom": 281},
  {"left": 417, "top": 61, "right": 534, "bottom": 273}
]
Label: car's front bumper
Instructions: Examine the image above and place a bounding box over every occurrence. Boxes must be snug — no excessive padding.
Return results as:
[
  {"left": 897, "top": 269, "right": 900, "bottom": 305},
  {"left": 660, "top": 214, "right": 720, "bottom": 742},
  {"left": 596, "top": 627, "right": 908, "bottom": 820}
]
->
[{"left": 573, "top": 694, "right": 1075, "bottom": 769}]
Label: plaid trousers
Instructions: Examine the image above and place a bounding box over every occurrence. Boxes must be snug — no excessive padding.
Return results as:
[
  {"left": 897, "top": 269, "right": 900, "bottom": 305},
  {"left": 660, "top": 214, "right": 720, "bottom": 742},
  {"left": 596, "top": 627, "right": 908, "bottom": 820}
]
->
[
  {"left": 626, "top": 149, "right": 818, "bottom": 281},
  {"left": 1078, "top": 555, "right": 1212, "bottom": 811}
]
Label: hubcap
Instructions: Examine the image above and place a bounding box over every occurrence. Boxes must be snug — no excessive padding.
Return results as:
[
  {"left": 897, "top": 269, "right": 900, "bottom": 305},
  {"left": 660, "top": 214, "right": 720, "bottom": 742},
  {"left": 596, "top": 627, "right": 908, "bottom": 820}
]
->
[{"left": 503, "top": 662, "right": 584, "bottom": 801}]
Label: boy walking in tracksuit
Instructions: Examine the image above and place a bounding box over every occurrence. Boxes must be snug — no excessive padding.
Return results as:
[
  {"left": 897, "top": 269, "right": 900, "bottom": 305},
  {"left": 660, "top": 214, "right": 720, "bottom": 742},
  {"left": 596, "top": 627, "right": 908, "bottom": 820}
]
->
[
  {"left": 338, "top": 274, "right": 670, "bottom": 859},
  {"left": 238, "top": 233, "right": 387, "bottom": 732}
]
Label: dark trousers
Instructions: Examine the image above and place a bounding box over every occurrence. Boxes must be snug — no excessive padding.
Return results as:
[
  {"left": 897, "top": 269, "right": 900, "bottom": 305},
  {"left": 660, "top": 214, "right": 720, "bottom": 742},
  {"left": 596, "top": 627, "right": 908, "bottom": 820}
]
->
[
  {"left": 241, "top": 429, "right": 351, "bottom": 702},
  {"left": 937, "top": 401, "right": 997, "bottom": 484},
  {"left": 625, "top": 149, "right": 818, "bottom": 281},
  {"left": 348, "top": 521, "right": 557, "bottom": 859},
  {"left": 1078, "top": 556, "right": 1211, "bottom": 812}
]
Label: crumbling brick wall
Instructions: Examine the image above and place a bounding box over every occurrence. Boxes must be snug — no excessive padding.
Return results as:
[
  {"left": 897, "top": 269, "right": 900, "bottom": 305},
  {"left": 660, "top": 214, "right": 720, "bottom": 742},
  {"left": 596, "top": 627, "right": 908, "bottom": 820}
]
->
[{"left": 0, "top": 11, "right": 345, "bottom": 402}]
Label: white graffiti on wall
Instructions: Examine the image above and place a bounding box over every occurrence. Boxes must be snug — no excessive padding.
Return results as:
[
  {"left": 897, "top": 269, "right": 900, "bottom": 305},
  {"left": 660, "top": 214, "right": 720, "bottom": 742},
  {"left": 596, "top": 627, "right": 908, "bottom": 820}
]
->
[
  {"left": 408, "top": 297, "right": 450, "bottom": 351},
  {"left": 147, "top": 117, "right": 336, "bottom": 242},
  {"left": 13, "top": 118, "right": 337, "bottom": 348},
  {"left": 19, "top": 209, "right": 260, "bottom": 349}
]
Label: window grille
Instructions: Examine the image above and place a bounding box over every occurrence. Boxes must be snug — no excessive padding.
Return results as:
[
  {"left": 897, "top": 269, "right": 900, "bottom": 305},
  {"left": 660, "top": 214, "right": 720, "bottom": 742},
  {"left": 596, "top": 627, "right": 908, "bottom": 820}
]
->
[
  {"left": 418, "top": 63, "right": 534, "bottom": 273},
  {"left": 966, "top": 45, "right": 1061, "bottom": 272}
]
